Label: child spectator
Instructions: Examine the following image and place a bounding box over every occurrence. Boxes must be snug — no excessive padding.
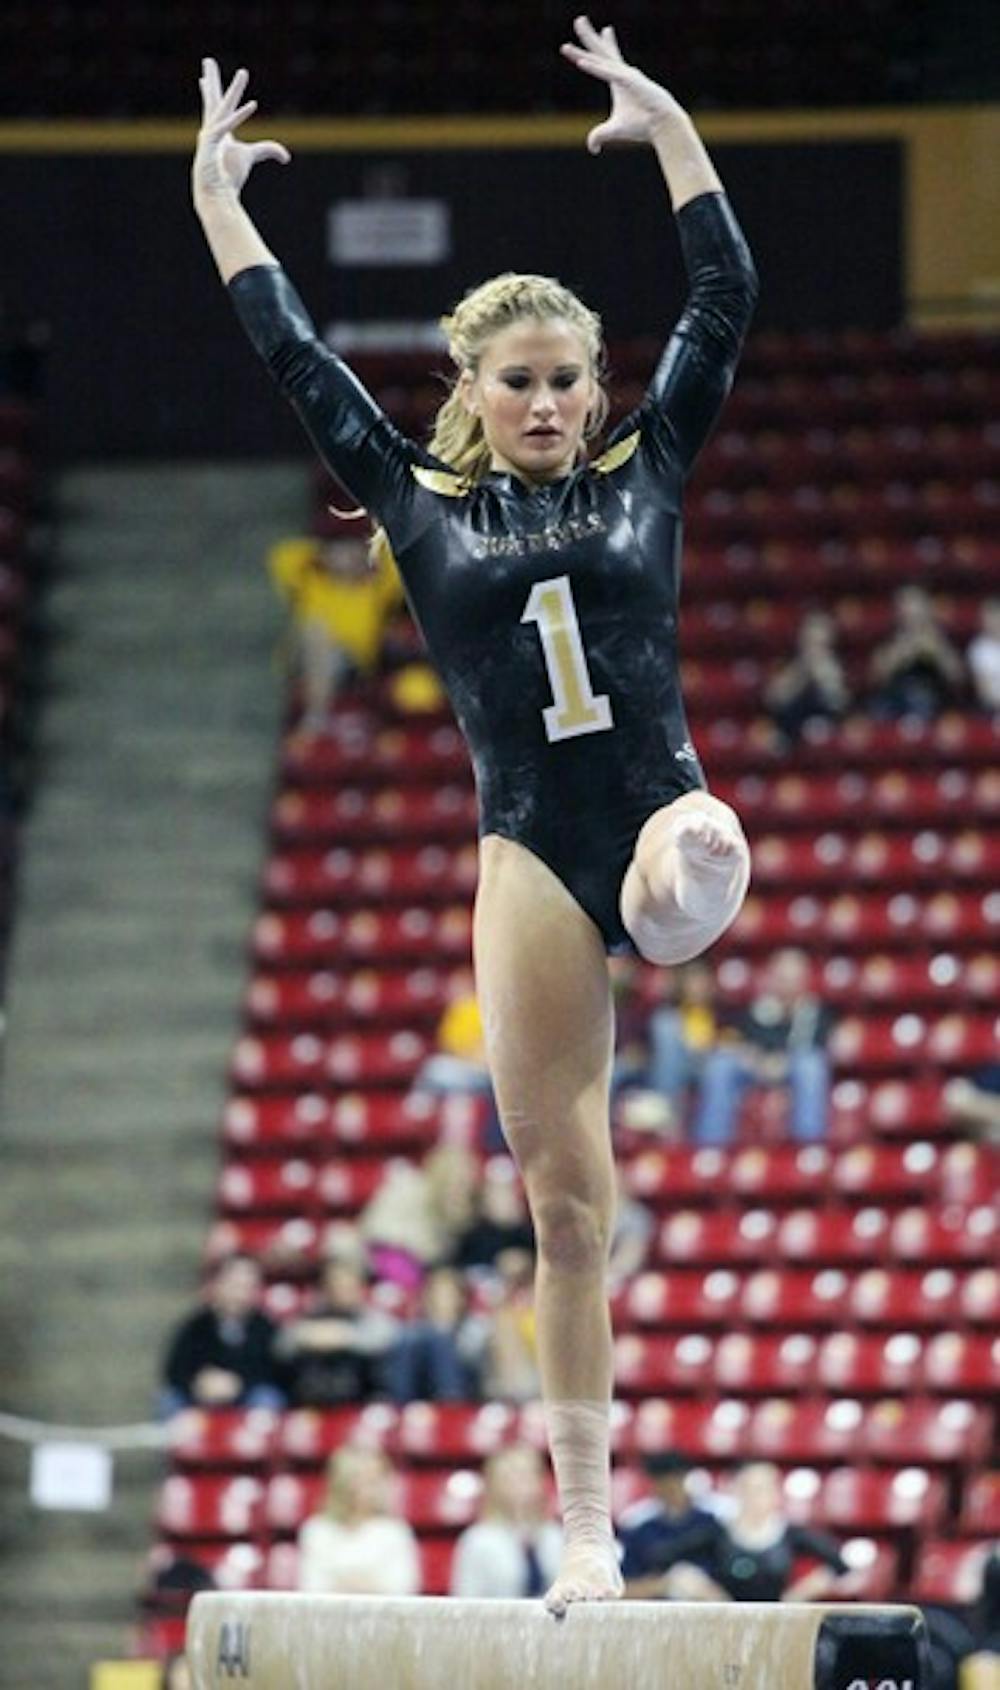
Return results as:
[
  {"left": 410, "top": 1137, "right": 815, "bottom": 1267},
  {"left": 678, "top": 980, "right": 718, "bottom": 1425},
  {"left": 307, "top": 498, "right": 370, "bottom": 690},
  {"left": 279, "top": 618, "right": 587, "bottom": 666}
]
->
[{"left": 384, "top": 1264, "right": 490, "bottom": 1402}]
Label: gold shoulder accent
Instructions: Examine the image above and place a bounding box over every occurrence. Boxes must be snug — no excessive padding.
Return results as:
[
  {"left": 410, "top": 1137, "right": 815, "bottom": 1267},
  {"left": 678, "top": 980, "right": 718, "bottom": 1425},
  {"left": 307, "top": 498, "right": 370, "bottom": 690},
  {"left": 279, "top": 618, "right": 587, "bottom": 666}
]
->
[
  {"left": 591, "top": 429, "right": 641, "bottom": 475},
  {"left": 411, "top": 463, "right": 469, "bottom": 497}
]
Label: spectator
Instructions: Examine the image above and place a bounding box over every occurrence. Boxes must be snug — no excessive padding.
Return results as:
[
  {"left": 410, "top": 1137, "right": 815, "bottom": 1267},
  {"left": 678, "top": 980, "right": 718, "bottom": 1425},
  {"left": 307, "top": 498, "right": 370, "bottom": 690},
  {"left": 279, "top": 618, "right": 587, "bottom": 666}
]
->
[
  {"left": 867, "top": 586, "right": 965, "bottom": 719},
  {"left": 452, "top": 1157, "right": 535, "bottom": 1274},
  {"left": 609, "top": 955, "right": 649, "bottom": 1096},
  {"left": 943, "top": 1065, "right": 1000, "bottom": 1145},
  {"left": 607, "top": 1165, "right": 655, "bottom": 1290},
  {"left": 274, "top": 1256, "right": 399, "bottom": 1407},
  {"left": 450, "top": 1443, "right": 563, "bottom": 1598},
  {"left": 359, "top": 1143, "right": 480, "bottom": 1290},
  {"left": 921, "top": 1546, "right": 1000, "bottom": 1690},
  {"left": 966, "top": 597, "right": 1000, "bottom": 712},
  {"left": 764, "top": 610, "right": 851, "bottom": 745},
  {"left": 297, "top": 1444, "right": 421, "bottom": 1596},
  {"left": 655, "top": 1461, "right": 853, "bottom": 1603},
  {"left": 619, "top": 1451, "right": 719, "bottom": 1599},
  {"left": 646, "top": 958, "right": 721, "bottom": 1131},
  {"left": 158, "top": 1254, "right": 285, "bottom": 1419},
  {"left": 410, "top": 989, "right": 502, "bottom": 1151},
  {"left": 384, "top": 1264, "right": 490, "bottom": 1403},
  {"left": 268, "top": 529, "right": 403, "bottom": 733},
  {"left": 692, "top": 947, "right": 835, "bottom": 1145},
  {"left": 479, "top": 1247, "right": 540, "bottom": 1404}
]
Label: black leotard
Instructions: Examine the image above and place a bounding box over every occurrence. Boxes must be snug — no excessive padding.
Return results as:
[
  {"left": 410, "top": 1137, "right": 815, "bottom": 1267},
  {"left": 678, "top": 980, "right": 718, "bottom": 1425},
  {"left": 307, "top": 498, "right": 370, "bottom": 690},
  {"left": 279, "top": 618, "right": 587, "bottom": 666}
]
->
[{"left": 228, "top": 190, "right": 758, "bottom": 952}]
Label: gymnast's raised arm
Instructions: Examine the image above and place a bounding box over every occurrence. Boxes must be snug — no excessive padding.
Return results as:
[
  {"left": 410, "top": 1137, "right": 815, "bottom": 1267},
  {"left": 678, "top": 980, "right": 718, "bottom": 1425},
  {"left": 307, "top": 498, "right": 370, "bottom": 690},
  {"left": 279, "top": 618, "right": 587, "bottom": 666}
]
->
[
  {"left": 191, "top": 58, "right": 418, "bottom": 523},
  {"left": 562, "top": 17, "right": 759, "bottom": 473}
]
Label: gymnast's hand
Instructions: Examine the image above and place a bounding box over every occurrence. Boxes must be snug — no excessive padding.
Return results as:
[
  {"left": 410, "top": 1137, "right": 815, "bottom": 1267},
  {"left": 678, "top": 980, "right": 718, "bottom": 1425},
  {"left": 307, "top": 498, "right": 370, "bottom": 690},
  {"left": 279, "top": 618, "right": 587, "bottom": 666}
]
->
[
  {"left": 192, "top": 58, "right": 291, "bottom": 205},
  {"left": 560, "top": 15, "right": 688, "bottom": 154}
]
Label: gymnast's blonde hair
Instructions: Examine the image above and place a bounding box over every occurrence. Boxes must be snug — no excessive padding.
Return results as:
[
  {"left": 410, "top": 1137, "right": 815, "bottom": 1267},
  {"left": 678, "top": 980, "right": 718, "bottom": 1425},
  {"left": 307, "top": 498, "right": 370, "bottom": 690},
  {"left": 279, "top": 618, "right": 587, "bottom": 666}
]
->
[{"left": 366, "top": 272, "right": 610, "bottom": 571}]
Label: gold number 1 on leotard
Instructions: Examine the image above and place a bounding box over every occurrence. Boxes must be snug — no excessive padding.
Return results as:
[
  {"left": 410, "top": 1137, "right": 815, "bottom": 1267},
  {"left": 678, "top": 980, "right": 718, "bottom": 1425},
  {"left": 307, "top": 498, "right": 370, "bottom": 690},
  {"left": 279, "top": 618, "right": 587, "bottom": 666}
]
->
[{"left": 522, "top": 574, "right": 614, "bottom": 743}]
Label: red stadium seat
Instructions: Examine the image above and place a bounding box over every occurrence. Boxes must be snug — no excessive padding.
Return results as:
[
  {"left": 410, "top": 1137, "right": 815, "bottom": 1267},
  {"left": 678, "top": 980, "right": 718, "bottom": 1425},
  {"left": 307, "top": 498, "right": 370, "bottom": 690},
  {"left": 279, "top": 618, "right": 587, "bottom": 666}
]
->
[
  {"left": 784, "top": 1466, "right": 947, "bottom": 1537},
  {"left": 230, "top": 1030, "right": 431, "bottom": 1091},
  {"left": 155, "top": 1475, "right": 266, "bottom": 1541},
  {"left": 277, "top": 1405, "right": 400, "bottom": 1467},
  {"left": 253, "top": 906, "right": 474, "bottom": 968},
  {"left": 168, "top": 1409, "right": 280, "bottom": 1471},
  {"left": 911, "top": 1540, "right": 995, "bottom": 1606},
  {"left": 958, "top": 1472, "right": 1000, "bottom": 1538}
]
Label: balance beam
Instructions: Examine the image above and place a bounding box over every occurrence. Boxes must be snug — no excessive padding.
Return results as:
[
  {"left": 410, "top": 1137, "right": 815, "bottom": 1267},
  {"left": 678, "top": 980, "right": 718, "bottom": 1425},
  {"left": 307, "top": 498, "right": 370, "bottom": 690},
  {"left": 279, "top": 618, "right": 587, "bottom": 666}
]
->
[{"left": 187, "top": 1592, "right": 929, "bottom": 1688}]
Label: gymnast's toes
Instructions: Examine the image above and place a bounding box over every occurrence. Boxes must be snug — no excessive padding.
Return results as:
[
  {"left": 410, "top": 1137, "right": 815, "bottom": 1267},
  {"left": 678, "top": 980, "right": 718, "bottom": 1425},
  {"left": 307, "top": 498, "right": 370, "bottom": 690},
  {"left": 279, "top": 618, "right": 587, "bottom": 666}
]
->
[
  {"left": 673, "top": 810, "right": 741, "bottom": 861},
  {"left": 544, "top": 1554, "right": 624, "bottom": 1616}
]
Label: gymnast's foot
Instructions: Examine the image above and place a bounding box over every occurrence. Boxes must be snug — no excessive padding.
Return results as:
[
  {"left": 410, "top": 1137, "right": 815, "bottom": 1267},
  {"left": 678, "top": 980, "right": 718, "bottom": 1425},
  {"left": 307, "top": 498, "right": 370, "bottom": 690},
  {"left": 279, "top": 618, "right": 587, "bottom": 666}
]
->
[
  {"left": 668, "top": 809, "right": 746, "bottom": 923},
  {"left": 544, "top": 1541, "right": 624, "bottom": 1618}
]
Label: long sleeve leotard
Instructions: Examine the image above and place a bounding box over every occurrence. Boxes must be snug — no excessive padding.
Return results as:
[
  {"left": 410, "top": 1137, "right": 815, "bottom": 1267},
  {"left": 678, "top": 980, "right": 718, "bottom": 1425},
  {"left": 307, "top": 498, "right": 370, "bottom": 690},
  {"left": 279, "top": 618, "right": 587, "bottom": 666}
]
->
[{"left": 228, "top": 190, "right": 758, "bottom": 952}]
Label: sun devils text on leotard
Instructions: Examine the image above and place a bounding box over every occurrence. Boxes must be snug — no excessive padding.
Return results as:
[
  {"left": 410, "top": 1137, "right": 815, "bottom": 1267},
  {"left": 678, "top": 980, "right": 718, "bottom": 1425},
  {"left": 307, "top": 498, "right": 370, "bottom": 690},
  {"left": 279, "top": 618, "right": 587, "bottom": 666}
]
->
[{"left": 228, "top": 191, "right": 758, "bottom": 950}]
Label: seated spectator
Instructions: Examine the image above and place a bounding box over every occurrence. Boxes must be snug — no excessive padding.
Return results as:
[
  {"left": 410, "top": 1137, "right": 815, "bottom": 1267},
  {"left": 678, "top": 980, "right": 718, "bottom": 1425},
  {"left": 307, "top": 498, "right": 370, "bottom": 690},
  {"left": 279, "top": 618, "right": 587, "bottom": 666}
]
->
[
  {"left": 764, "top": 610, "right": 851, "bottom": 745},
  {"left": 609, "top": 955, "right": 650, "bottom": 1096},
  {"left": 692, "top": 948, "right": 834, "bottom": 1145},
  {"left": 298, "top": 1443, "right": 421, "bottom": 1596},
  {"left": 274, "top": 1255, "right": 399, "bottom": 1407},
  {"left": 646, "top": 958, "right": 721, "bottom": 1132},
  {"left": 384, "top": 1264, "right": 490, "bottom": 1403},
  {"left": 450, "top": 1443, "right": 562, "bottom": 1599},
  {"left": 966, "top": 597, "right": 1000, "bottom": 712},
  {"left": 451, "top": 1157, "right": 535, "bottom": 1274},
  {"left": 268, "top": 528, "right": 403, "bottom": 733},
  {"left": 410, "top": 989, "right": 502, "bottom": 1152},
  {"left": 867, "top": 585, "right": 965, "bottom": 720},
  {"left": 359, "top": 1143, "right": 479, "bottom": 1290},
  {"left": 655, "top": 1462, "right": 854, "bottom": 1603},
  {"left": 619, "top": 1450, "right": 719, "bottom": 1599},
  {"left": 943, "top": 1065, "right": 1000, "bottom": 1145},
  {"left": 921, "top": 1546, "right": 999, "bottom": 1690},
  {"left": 607, "top": 1165, "right": 655, "bottom": 1291},
  {"left": 157, "top": 1253, "right": 285, "bottom": 1419},
  {"left": 479, "top": 1248, "right": 540, "bottom": 1404}
]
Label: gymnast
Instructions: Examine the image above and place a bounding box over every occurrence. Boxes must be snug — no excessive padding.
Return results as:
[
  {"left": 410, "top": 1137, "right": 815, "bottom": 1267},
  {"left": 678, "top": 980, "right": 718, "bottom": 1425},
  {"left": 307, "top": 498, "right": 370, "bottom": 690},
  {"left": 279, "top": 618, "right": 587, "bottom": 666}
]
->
[{"left": 192, "top": 16, "right": 757, "bottom": 1616}]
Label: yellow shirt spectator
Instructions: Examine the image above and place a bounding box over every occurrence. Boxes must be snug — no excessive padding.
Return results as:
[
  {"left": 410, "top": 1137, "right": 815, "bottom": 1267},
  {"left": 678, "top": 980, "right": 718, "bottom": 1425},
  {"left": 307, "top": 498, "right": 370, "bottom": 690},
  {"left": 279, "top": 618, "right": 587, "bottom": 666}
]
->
[{"left": 268, "top": 535, "right": 403, "bottom": 673}]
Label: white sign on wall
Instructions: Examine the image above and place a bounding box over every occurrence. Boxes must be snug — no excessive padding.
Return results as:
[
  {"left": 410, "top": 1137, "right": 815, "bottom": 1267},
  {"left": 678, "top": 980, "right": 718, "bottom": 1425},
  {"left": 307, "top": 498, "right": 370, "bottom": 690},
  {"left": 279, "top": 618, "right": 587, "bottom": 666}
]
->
[
  {"left": 30, "top": 1440, "right": 113, "bottom": 1511},
  {"left": 328, "top": 199, "right": 451, "bottom": 267}
]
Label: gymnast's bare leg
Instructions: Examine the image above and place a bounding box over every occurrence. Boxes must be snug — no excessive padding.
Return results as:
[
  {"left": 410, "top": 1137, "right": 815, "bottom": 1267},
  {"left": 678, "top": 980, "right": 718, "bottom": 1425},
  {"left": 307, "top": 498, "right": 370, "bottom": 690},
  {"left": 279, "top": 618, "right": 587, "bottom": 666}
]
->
[
  {"left": 620, "top": 790, "right": 751, "bottom": 965},
  {"left": 474, "top": 835, "right": 622, "bottom": 1615}
]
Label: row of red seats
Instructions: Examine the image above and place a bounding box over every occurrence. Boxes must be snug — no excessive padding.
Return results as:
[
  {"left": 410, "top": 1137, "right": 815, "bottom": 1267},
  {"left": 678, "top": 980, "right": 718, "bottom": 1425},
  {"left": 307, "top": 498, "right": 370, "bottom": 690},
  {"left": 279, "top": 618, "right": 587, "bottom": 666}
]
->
[
  {"left": 612, "top": 1331, "right": 999, "bottom": 1399},
  {"left": 157, "top": 1462, "right": 971, "bottom": 1545},
  {"left": 280, "top": 715, "right": 1000, "bottom": 787},
  {"left": 218, "top": 1077, "right": 963, "bottom": 1152},
  {"left": 159, "top": 1394, "right": 993, "bottom": 1475},
  {"left": 242, "top": 954, "right": 1000, "bottom": 1034},
  {"left": 271, "top": 769, "right": 1000, "bottom": 847},
  {"left": 252, "top": 891, "right": 999, "bottom": 970},
  {"left": 261, "top": 831, "right": 999, "bottom": 911},
  {"left": 229, "top": 1010, "right": 998, "bottom": 1093}
]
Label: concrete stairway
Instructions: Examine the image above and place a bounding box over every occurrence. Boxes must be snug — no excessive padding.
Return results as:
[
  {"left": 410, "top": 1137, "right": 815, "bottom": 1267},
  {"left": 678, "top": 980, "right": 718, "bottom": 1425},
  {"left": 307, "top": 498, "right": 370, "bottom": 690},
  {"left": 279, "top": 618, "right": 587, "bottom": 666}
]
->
[{"left": 0, "top": 462, "right": 305, "bottom": 1687}]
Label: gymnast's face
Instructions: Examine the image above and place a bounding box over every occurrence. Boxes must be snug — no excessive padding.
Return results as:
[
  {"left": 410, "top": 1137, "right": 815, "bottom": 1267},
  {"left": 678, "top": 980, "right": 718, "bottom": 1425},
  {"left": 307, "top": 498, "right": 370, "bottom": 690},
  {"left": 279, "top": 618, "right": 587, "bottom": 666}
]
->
[{"left": 462, "top": 316, "right": 597, "bottom": 485}]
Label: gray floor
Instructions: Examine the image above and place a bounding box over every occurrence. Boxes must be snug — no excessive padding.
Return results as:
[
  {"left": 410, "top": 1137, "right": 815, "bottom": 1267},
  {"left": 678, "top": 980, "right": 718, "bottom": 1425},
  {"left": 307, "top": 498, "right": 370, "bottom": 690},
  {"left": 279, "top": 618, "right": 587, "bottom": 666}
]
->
[{"left": 0, "top": 462, "right": 305, "bottom": 1686}]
